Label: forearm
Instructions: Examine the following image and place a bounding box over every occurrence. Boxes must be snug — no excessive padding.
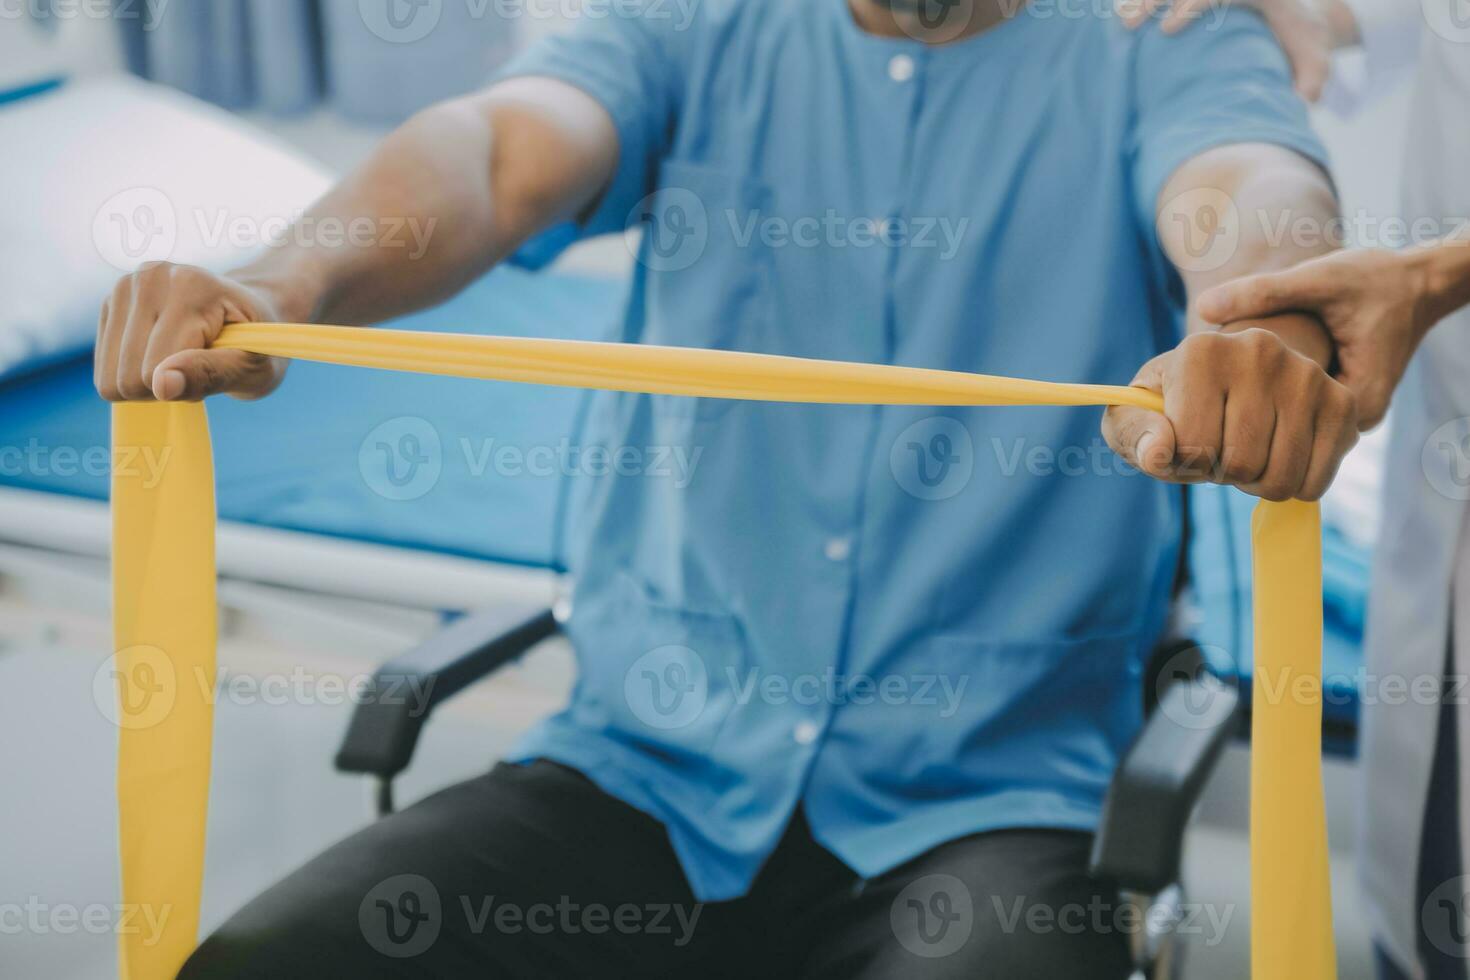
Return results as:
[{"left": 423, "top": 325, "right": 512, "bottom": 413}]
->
[
  {"left": 1413, "top": 239, "right": 1470, "bottom": 328},
  {"left": 1160, "top": 143, "right": 1340, "bottom": 366},
  {"left": 232, "top": 79, "right": 617, "bottom": 326}
]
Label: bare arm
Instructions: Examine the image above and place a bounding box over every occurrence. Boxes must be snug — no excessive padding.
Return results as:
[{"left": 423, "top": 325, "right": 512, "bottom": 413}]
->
[
  {"left": 1103, "top": 143, "right": 1360, "bottom": 501},
  {"left": 96, "top": 76, "right": 619, "bottom": 402}
]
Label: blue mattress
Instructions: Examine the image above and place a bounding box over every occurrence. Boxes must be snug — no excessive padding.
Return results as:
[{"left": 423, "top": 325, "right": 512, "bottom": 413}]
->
[
  {"left": 1, "top": 272, "right": 1368, "bottom": 734},
  {"left": 0, "top": 266, "right": 628, "bottom": 569}
]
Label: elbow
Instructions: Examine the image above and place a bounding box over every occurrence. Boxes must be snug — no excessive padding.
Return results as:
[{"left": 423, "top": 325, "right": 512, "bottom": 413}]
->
[{"left": 1160, "top": 144, "right": 1340, "bottom": 289}]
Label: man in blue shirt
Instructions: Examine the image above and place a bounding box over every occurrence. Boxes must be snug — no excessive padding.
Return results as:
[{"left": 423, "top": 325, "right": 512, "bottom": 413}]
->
[{"left": 99, "top": 0, "right": 1356, "bottom": 975}]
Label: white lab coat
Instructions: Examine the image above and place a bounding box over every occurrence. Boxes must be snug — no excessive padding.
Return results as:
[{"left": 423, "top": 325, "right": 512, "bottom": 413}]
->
[{"left": 1348, "top": 3, "right": 1470, "bottom": 973}]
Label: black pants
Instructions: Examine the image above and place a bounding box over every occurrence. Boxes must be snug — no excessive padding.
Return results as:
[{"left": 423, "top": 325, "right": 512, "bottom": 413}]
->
[{"left": 180, "top": 760, "right": 1132, "bottom": 979}]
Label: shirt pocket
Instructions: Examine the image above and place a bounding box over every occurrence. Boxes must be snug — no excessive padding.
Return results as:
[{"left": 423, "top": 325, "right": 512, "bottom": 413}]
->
[
  {"left": 641, "top": 158, "right": 775, "bottom": 423},
  {"left": 567, "top": 568, "right": 750, "bottom": 759},
  {"left": 912, "top": 632, "right": 1145, "bottom": 793}
]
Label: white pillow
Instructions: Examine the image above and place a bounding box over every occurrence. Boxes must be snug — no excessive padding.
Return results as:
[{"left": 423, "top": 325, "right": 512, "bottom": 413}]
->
[{"left": 0, "top": 74, "right": 335, "bottom": 378}]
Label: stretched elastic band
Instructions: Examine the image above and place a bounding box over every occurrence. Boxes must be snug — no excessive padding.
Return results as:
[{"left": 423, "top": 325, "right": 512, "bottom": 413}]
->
[{"left": 111, "top": 325, "right": 1333, "bottom": 979}]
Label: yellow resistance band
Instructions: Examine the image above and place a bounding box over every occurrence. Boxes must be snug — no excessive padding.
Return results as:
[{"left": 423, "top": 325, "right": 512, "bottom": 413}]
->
[{"left": 110, "top": 325, "right": 1334, "bottom": 979}]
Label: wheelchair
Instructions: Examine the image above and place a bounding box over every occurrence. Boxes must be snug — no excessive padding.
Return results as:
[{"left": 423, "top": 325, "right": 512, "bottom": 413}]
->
[{"left": 334, "top": 601, "right": 1241, "bottom": 980}]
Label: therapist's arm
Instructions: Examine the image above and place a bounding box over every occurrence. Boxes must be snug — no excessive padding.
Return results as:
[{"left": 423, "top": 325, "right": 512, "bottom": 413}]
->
[
  {"left": 1196, "top": 241, "right": 1470, "bottom": 428},
  {"left": 1103, "top": 142, "right": 1360, "bottom": 501},
  {"left": 95, "top": 76, "right": 619, "bottom": 403}
]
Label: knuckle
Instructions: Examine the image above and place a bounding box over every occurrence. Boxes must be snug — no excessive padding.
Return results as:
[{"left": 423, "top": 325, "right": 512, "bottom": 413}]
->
[
  {"left": 117, "top": 377, "right": 151, "bottom": 400},
  {"left": 197, "top": 357, "right": 222, "bottom": 393},
  {"left": 1259, "top": 481, "right": 1295, "bottom": 502},
  {"left": 1221, "top": 453, "right": 1261, "bottom": 484},
  {"left": 1241, "top": 328, "right": 1285, "bottom": 366}
]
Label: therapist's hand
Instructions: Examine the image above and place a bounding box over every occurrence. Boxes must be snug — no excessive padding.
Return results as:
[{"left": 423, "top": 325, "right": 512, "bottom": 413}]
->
[
  {"left": 1116, "top": 0, "right": 1332, "bottom": 101},
  {"left": 95, "top": 262, "right": 288, "bottom": 402},
  {"left": 1197, "top": 250, "right": 1443, "bottom": 429},
  {"left": 1102, "top": 320, "right": 1358, "bottom": 501}
]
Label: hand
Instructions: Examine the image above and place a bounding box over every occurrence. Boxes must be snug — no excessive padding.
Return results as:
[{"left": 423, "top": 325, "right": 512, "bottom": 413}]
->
[
  {"left": 1196, "top": 249, "right": 1437, "bottom": 429},
  {"left": 1102, "top": 325, "right": 1358, "bottom": 501},
  {"left": 1116, "top": 0, "right": 1331, "bottom": 102},
  {"left": 95, "top": 263, "right": 288, "bottom": 402}
]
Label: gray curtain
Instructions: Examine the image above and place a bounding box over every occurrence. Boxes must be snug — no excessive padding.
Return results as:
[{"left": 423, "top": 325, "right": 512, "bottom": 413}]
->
[{"left": 117, "top": 0, "right": 517, "bottom": 123}]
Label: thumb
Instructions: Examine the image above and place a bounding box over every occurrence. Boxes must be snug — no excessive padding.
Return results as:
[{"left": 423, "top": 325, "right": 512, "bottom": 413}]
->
[
  {"left": 151, "top": 348, "right": 281, "bottom": 402},
  {"left": 1195, "top": 266, "right": 1322, "bottom": 325},
  {"left": 1106, "top": 405, "right": 1177, "bottom": 478},
  {"left": 1103, "top": 359, "right": 1176, "bottom": 478}
]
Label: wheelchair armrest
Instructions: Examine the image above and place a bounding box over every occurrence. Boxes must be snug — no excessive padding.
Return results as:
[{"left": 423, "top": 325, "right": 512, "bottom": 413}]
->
[
  {"left": 334, "top": 604, "right": 559, "bottom": 781},
  {"left": 1089, "top": 665, "right": 1242, "bottom": 895}
]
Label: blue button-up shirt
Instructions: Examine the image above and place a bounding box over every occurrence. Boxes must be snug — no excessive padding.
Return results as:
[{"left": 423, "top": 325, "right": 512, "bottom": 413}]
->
[{"left": 501, "top": 0, "right": 1326, "bottom": 900}]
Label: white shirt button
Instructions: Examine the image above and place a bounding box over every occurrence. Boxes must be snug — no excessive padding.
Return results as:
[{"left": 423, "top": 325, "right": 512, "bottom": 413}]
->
[
  {"left": 888, "top": 54, "right": 916, "bottom": 83},
  {"left": 793, "top": 720, "right": 820, "bottom": 745},
  {"left": 824, "top": 536, "right": 852, "bottom": 562}
]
